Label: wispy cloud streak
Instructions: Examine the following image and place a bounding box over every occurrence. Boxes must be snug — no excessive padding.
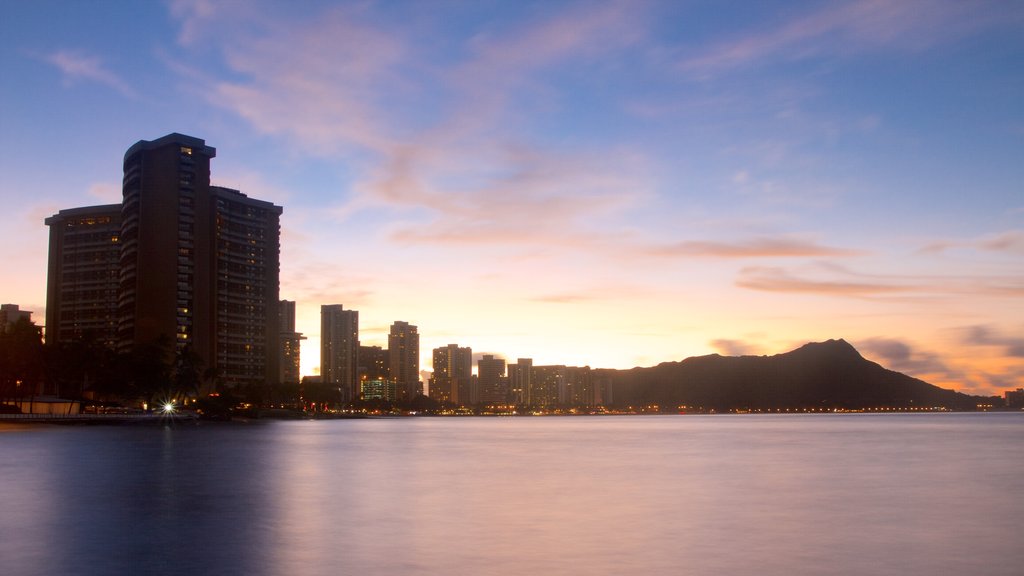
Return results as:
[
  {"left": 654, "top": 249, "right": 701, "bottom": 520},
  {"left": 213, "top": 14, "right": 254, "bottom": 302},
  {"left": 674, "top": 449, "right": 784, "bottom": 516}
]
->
[
  {"left": 45, "top": 51, "right": 136, "bottom": 97},
  {"left": 679, "top": 0, "right": 1019, "bottom": 76},
  {"left": 649, "top": 237, "right": 861, "bottom": 258}
]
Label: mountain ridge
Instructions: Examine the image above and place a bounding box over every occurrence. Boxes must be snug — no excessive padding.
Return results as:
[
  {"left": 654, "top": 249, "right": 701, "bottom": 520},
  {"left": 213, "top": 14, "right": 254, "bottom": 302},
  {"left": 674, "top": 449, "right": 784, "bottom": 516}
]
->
[{"left": 600, "top": 339, "right": 984, "bottom": 411}]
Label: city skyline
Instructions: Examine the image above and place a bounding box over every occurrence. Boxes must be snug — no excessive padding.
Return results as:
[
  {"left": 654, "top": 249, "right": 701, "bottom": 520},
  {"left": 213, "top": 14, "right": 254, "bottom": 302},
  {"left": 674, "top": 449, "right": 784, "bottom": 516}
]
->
[{"left": 2, "top": 1, "right": 1023, "bottom": 396}]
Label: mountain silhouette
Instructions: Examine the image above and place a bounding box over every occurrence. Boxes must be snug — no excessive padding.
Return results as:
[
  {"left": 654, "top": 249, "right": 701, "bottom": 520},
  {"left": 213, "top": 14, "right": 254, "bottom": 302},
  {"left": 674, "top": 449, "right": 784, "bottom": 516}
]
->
[{"left": 601, "top": 339, "right": 983, "bottom": 411}]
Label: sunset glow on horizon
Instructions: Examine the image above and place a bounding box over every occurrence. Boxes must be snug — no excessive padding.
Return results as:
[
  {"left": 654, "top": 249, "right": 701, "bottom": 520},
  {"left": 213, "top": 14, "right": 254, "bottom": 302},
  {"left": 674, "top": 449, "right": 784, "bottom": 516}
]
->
[{"left": 1, "top": 1, "right": 1021, "bottom": 396}]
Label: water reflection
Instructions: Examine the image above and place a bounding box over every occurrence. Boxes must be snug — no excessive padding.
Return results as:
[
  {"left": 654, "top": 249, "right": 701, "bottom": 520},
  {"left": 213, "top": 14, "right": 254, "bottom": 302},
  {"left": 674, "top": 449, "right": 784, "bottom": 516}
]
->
[{"left": 1, "top": 414, "right": 1022, "bottom": 576}]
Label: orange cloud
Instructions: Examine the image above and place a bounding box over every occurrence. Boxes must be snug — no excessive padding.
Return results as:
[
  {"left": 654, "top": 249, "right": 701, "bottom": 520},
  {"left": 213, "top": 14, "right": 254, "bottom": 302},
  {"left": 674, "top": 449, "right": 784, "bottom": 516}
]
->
[{"left": 648, "top": 237, "right": 862, "bottom": 258}]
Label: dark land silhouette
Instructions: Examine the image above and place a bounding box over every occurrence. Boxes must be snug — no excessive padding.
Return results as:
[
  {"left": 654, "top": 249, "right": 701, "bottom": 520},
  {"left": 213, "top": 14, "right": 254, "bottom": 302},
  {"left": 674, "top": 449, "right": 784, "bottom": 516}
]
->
[{"left": 602, "top": 339, "right": 988, "bottom": 412}]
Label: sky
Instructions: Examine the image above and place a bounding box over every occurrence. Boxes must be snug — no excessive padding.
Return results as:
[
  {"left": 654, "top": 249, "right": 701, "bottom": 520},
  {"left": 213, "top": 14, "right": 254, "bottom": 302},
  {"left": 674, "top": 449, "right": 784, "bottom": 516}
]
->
[{"left": 1, "top": 0, "right": 1022, "bottom": 396}]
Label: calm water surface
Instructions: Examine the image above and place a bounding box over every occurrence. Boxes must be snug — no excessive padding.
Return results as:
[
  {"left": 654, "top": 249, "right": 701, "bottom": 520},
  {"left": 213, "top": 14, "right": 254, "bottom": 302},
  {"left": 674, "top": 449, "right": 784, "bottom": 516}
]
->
[{"left": 2, "top": 413, "right": 1022, "bottom": 576}]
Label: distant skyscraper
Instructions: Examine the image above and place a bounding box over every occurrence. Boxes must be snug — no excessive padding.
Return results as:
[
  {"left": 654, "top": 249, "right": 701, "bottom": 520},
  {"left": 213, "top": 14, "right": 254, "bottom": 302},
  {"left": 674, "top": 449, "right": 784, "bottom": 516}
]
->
[
  {"left": 43, "top": 205, "right": 122, "bottom": 348},
  {"left": 321, "top": 304, "right": 359, "bottom": 402},
  {"left": 359, "top": 345, "right": 388, "bottom": 381},
  {"left": 531, "top": 365, "right": 565, "bottom": 408},
  {"left": 430, "top": 344, "right": 472, "bottom": 406},
  {"left": 46, "top": 133, "right": 282, "bottom": 389},
  {"left": 279, "top": 300, "right": 305, "bottom": 385},
  {"left": 508, "top": 358, "right": 532, "bottom": 405},
  {"left": 388, "top": 321, "right": 420, "bottom": 402},
  {"left": 564, "top": 366, "right": 595, "bottom": 408},
  {"left": 477, "top": 354, "right": 507, "bottom": 405}
]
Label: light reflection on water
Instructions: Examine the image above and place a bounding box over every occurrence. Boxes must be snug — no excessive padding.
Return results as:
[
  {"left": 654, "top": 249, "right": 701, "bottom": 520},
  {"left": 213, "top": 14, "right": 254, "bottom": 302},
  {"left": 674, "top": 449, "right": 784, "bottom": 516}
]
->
[{"left": 1, "top": 413, "right": 1022, "bottom": 576}]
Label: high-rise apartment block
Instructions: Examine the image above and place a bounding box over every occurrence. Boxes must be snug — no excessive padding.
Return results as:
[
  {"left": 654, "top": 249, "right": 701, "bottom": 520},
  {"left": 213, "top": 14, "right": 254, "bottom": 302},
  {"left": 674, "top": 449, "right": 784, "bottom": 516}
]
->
[
  {"left": 321, "top": 304, "right": 360, "bottom": 402},
  {"left": 430, "top": 344, "right": 472, "bottom": 406},
  {"left": 388, "top": 321, "right": 420, "bottom": 402},
  {"left": 44, "top": 206, "right": 122, "bottom": 348},
  {"left": 45, "top": 133, "right": 282, "bottom": 388},
  {"left": 279, "top": 300, "right": 305, "bottom": 385},
  {"left": 531, "top": 365, "right": 566, "bottom": 408},
  {"left": 477, "top": 354, "right": 507, "bottom": 405},
  {"left": 508, "top": 358, "right": 533, "bottom": 405}
]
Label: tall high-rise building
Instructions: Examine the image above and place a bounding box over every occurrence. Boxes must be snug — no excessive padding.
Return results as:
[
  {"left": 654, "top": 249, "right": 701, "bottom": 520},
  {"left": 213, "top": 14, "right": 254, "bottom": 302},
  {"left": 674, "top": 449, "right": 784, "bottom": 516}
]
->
[
  {"left": 508, "top": 358, "right": 532, "bottom": 405},
  {"left": 209, "top": 185, "right": 281, "bottom": 387},
  {"left": 321, "top": 304, "right": 359, "bottom": 402},
  {"left": 564, "top": 366, "right": 595, "bottom": 408},
  {"left": 43, "top": 205, "right": 122, "bottom": 348},
  {"left": 46, "top": 133, "right": 282, "bottom": 389},
  {"left": 430, "top": 344, "right": 472, "bottom": 406},
  {"left": 477, "top": 354, "right": 507, "bottom": 405},
  {"left": 531, "top": 365, "right": 565, "bottom": 408},
  {"left": 388, "top": 321, "right": 420, "bottom": 402},
  {"left": 279, "top": 300, "right": 305, "bottom": 385}
]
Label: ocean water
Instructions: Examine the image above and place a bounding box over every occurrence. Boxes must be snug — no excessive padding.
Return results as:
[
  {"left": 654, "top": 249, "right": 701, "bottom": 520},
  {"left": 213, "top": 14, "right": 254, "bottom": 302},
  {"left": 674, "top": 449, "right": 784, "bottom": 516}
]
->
[{"left": 1, "top": 413, "right": 1022, "bottom": 576}]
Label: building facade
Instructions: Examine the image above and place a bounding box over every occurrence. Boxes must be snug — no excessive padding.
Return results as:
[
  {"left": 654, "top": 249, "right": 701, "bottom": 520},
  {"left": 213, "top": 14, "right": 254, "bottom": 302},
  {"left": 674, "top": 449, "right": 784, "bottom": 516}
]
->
[
  {"left": 477, "top": 354, "right": 508, "bottom": 405},
  {"left": 321, "top": 304, "right": 359, "bottom": 403},
  {"left": 508, "top": 358, "right": 533, "bottom": 405},
  {"left": 1, "top": 304, "right": 34, "bottom": 332},
  {"left": 430, "top": 344, "right": 472, "bottom": 406},
  {"left": 43, "top": 205, "right": 122, "bottom": 348},
  {"left": 46, "top": 133, "right": 282, "bottom": 389},
  {"left": 279, "top": 300, "right": 305, "bottom": 385},
  {"left": 388, "top": 321, "right": 420, "bottom": 402},
  {"left": 361, "top": 378, "right": 397, "bottom": 402},
  {"left": 531, "top": 365, "right": 566, "bottom": 408},
  {"left": 359, "top": 345, "right": 388, "bottom": 382}
]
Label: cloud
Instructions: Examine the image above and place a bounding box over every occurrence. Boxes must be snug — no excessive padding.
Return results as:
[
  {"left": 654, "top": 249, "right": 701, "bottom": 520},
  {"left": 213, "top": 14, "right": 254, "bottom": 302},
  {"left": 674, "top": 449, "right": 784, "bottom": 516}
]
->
[
  {"left": 709, "top": 339, "right": 759, "bottom": 357},
  {"left": 857, "top": 337, "right": 958, "bottom": 378},
  {"left": 45, "top": 51, "right": 136, "bottom": 97},
  {"left": 919, "top": 230, "right": 1024, "bottom": 256},
  {"left": 978, "top": 231, "right": 1024, "bottom": 255},
  {"left": 859, "top": 336, "right": 1024, "bottom": 395},
  {"left": 648, "top": 236, "right": 861, "bottom": 258},
  {"left": 472, "top": 351, "right": 507, "bottom": 364},
  {"left": 86, "top": 183, "right": 120, "bottom": 203},
  {"left": 169, "top": 2, "right": 652, "bottom": 252},
  {"left": 736, "top": 262, "right": 1024, "bottom": 299},
  {"left": 736, "top": 265, "right": 914, "bottom": 297},
  {"left": 678, "top": 0, "right": 1016, "bottom": 77},
  {"left": 167, "top": 0, "right": 219, "bottom": 46},
  {"left": 529, "top": 293, "right": 596, "bottom": 304},
  {"left": 381, "top": 144, "right": 648, "bottom": 246},
  {"left": 961, "top": 325, "right": 1024, "bottom": 357}
]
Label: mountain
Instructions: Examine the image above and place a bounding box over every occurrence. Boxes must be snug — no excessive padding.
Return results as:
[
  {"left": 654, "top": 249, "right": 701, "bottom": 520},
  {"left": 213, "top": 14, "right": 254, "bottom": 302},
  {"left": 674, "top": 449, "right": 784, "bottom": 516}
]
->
[{"left": 600, "top": 339, "right": 983, "bottom": 411}]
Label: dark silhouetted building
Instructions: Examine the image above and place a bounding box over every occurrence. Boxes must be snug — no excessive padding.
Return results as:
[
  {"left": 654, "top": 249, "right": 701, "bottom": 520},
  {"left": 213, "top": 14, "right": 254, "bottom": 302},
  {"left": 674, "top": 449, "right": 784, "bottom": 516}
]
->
[
  {"left": 279, "top": 300, "right": 305, "bottom": 385},
  {"left": 43, "top": 206, "right": 122, "bottom": 348},
  {"left": 508, "top": 358, "right": 532, "bottom": 405},
  {"left": 46, "top": 133, "right": 282, "bottom": 389},
  {"left": 531, "top": 365, "right": 566, "bottom": 408},
  {"left": 321, "top": 304, "right": 359, "bottom": 402},
  {"left": 388, "top": 321, "right": 420, "bottom": 402},
  {"left": 478, "top": 354, "right": 507, "bottom": 405},
  {"left": 1, "top": 304, "right": 35, "bottom": 333},
  {"left": 359, "top": 345, "right": 388, "bottom": 381},
  {"left": 430, "top": 344, "right": 472, "bottom": 406},
  {"left": 1006, "top": 388, "right": 1024, "bottom": 409}
]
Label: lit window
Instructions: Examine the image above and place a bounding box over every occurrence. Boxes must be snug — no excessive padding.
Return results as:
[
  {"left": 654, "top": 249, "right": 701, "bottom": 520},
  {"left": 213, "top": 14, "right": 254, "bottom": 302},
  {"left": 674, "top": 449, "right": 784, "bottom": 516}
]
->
[{"left": 180, "top": 146, "right": 192, "bottom": 155}]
